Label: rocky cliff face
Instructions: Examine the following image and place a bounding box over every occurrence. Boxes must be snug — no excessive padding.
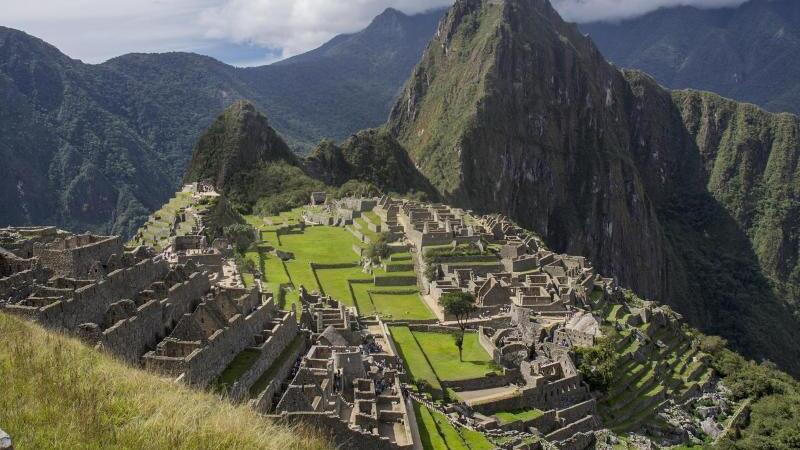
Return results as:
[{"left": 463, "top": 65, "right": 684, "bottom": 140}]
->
[{"left": 389, "top": 0, "right": 800, "bottom": 374}]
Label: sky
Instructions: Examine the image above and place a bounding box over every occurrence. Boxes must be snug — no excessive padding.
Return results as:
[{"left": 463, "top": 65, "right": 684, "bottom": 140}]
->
[{"left": 2, "top": 0, "right": 751, "bottom": 66}]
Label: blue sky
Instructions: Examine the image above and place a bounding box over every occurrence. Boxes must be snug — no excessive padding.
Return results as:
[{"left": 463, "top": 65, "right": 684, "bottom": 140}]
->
[{"left": 2, "top": 0, "right": 749, "bottom": 67}]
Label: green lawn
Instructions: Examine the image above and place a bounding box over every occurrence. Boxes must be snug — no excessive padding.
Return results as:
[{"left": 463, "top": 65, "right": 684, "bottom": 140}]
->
[
  {"left": 494, "top": 408, "right": 544, "bottom": 424},
  {"left": 413, "top": 402, "right": 493, "bottom": 450},
  {"left": 415, "top": 403, "right": 449, "bottom": 450},
  {"left": 369, "top": 292, "right": 435, "bottom": 321},
  {"left": 389, "top": 326, "right": 442, "bottom": 391},
  {"left": 412, "top": 331, "right": 500, "bottom": 381},
  {"left": 239, "top": 222, "right": 363, "bottom": 312},
  {"left": 315, "top": 266, "right": 370, "bottom": 306},
  {"left": 212, "top": 348, "right": 261, "bottom": 389},
  {"left": 390, "top": 327, "right": 500, "bottom": 389}
]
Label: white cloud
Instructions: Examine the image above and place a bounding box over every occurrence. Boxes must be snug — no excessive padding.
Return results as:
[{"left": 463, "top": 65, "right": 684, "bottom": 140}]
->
[
  {"left": 551, "top": 0, "right": 749, "bottom": 23},
  {"left": 1, "top": 0, "right": 754, "bottom": 65},
  {"left": 198, "top": 0, "right": 452, "bottom": 58}
]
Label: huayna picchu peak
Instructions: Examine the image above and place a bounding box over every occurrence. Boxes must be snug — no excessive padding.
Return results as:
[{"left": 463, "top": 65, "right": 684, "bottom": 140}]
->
[{"left": 3, "top": 0, "right": 800, "bottom": 449}]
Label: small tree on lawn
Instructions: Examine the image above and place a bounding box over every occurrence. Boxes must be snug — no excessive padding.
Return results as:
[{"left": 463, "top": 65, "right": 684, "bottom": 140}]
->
[
  {"left": 439, "top": 291, "right": 477, "bottom": 361},
  {"left": 453, "top": 331, "right": 465, "bottom": 362}
]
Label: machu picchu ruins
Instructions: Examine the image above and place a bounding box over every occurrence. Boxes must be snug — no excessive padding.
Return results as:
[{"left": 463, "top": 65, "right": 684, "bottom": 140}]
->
[
  {"left": 2, "top": 188, "right": 737, "bottom": 450},
  {"left": 5, "top": 0, "right": 800, "bottom": 447}
]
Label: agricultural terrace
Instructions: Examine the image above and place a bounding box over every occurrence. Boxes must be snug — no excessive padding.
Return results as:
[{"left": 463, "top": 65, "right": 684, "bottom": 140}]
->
[
  {"left": 493, "top": 408, "right": 544, "bottom": 425},
  {"left": 389, "top": 326, "right": 501, "bottom": 393},
  {"left": 596, "top": 299, "right": 714, "bottom": 433},
  {"left": 133, "top": 191, "right": 210, "bottom": 251},
  {"left": 242, "top": 209, "right": 434, "bottom": 321},
  {"left": 414, "top": 403, "right": 493, "bottom": 450}
]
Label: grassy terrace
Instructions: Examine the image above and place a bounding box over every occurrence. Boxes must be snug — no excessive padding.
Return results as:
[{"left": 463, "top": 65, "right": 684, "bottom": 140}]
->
[
  {"left": 0, "top": 313, "right": 329, "bottom": 450},
  {"left": 390, "top": 326, "right": 442, "bottom": 391},
  {"left": 249, "top": 336, "right": 305, "bottom": 398},
  {"left": 494, "top": 408, "right": 544, "bottom": 424},
  {"left": 243, "top": 211, "right": 433, "bottom": 321},
  {"left": 597, "top": 301, "right": 712, "bottom": 433},
  {"left": 133, "top": 192, "right": 205, "bottom": 251},
  {"left": 389, "top": 326, "right": 501, "bottom": 393},
  {"left": 414, "top": 403, "right": 493, "bottom": 450},
  {"left": 361, "top": 210, "right": 381, "bottom": 225},
  {"left": 213, "top": 348, "right": 261, "bottom": 390},
  {"left": 353, "top": 217, "right": 379, "bottom": 242}
]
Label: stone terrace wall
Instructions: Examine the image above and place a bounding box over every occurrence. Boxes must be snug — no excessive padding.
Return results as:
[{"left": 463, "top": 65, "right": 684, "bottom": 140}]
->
[
  {"left": 6, "top": 258, "right": 170, "bottom": 330},
  {"left": 100, "top": 272, "right": 211, "bottom": 362},
  {"left": 33, "top": 235, "right": 122, "bottom": 278},
  {"left": 53, "top": 258, "right": 169, "bottom": 328},
  {"left": 471, "top": 374, "right": 588, "bottom": 415},
  {"left": 250, "top": 335, "right": 309, "bottom": 413},
  {"left": 270, "top": 412, "right": 406, "bottom": 450},
  {"left": 230, "top": 311, "right": 300, "bottom": 401},
  {"left": 181, "top": 300, "right": 275, "bottom": 387},
  {"left": 442, "top": 370, "right": 520, "bottom": 392}
]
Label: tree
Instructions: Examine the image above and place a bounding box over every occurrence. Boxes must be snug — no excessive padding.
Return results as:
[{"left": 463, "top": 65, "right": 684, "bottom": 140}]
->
[
  {"left": 573, "top": 336, "right": 619, "bottom": 392},
  {"left": 453, "top": 331, "right": 465, "bottom": 362},
  {"left": 364, "top": 232, "right": 392, "bottom": 262},
  {"left": 439, "top": 292, "right": 477, "bottom": 360},
  {"left": 223, "top": 224, "right": 257, "bottom": 254}
]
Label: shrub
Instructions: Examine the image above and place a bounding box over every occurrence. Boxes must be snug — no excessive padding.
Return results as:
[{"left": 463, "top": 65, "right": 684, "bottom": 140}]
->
[{"left": 364, "top": 232, "right": 393, "bottom": 262}]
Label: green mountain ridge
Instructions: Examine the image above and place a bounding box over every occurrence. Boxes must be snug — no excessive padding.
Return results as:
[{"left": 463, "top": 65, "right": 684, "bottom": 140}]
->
[
  {"left": 0, "top": 7, "right": 444, "bottom": 236},
  {"left": 183, "top": 100, "right": 435, "bottom": 215},
  {"left": 388, "top": 0, "right": 800, "bottom": 375},
  {"left": 581, "top": 0, "right": 800, "bottom": 115}
]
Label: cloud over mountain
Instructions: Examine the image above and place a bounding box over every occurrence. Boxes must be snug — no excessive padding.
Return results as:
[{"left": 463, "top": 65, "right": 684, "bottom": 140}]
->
[
  {"left": 2, "top": 0, "right": 754, "bottom": 64},
  {"left": 552, "top": 0, "right": 749, "bottom": 23}
]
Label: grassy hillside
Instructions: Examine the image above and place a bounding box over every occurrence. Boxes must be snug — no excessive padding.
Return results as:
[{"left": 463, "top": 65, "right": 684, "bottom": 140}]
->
[{"left": 0, "top": 313, "right": 330, "bottom": 450}]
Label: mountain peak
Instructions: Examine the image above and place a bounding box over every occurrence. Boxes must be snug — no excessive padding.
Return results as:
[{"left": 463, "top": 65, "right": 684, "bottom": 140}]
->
[{"left": 183, "top": 100, "right": 296, "bottom": 190}]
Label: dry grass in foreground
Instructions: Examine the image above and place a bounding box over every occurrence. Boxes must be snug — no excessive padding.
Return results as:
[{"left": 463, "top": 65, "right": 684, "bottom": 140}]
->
[{"left": 0, "top": 313, "right": 330, "bottom": 450}]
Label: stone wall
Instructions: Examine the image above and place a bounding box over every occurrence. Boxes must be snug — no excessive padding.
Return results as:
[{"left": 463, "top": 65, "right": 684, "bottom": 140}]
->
[
  {"left": 471, "top": 374, "right": 588, "bottom": 415},
  {"left": 99, "top": 271, "right": 210, "bottom": 362},
  {"left": 6, "top": 258, "right": 171, "bottom": 331},
  {"left": 229, "top": 312, "right": 300, "bottom": 401},
  {"left": 33, "top": 235, "right": 122, "bottom": 278},
  {"left": 250, "top": 335, "right": 310, "bottom": 413},
  {"left": 442, "top": 370, "right": 520, "bottom": 392},
  {"left": 180, "top": 299, "right": 275, "bottom": 387},
  {"left": 269, "top": 412, "right": 407, "bottom": 450},
  {"left": 546, "top": 415, "right": 598, "bottom": 442}
]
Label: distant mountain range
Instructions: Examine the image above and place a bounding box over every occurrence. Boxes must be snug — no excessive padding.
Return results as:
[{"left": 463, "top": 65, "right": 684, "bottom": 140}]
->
[
  {"left": 582, "top": 0, "right": 800, "bottom": 115},
  {"left": 0, "top": 7, "right": 444, "bottom": 236}
]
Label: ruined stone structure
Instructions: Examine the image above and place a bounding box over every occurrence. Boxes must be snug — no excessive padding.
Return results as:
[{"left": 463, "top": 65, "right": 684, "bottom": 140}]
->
[{"left": 272, "top": 320, "right": 418, "bottom": 449}]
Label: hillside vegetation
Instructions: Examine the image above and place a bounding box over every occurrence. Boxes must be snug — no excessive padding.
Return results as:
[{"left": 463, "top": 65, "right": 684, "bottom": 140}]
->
[
  {"left": 582, "top": 0, "right": 800, "bottom": 116},
  {"left": 183, "top": 101, "right": 434, "bottom": 216},
  {"left": 0, "top": 313, "right": 330, "bottom": 450},
  {"left": 0, "top": 7, "right": 443, "bottom": 236},
  {"left": 388, "top": 0, "right": 800, "bottom": 376}
]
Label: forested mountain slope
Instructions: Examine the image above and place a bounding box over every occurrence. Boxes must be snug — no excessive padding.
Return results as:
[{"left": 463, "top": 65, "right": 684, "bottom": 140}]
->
[
  {"left": 0, "top": 8, "right": 444, "bottom": 236},
  {"left": 388, "top": 0, "right": 800, "bottom": 375},
  {"left": 582, "top": 0, "right": 800, "bottom": 115}
]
